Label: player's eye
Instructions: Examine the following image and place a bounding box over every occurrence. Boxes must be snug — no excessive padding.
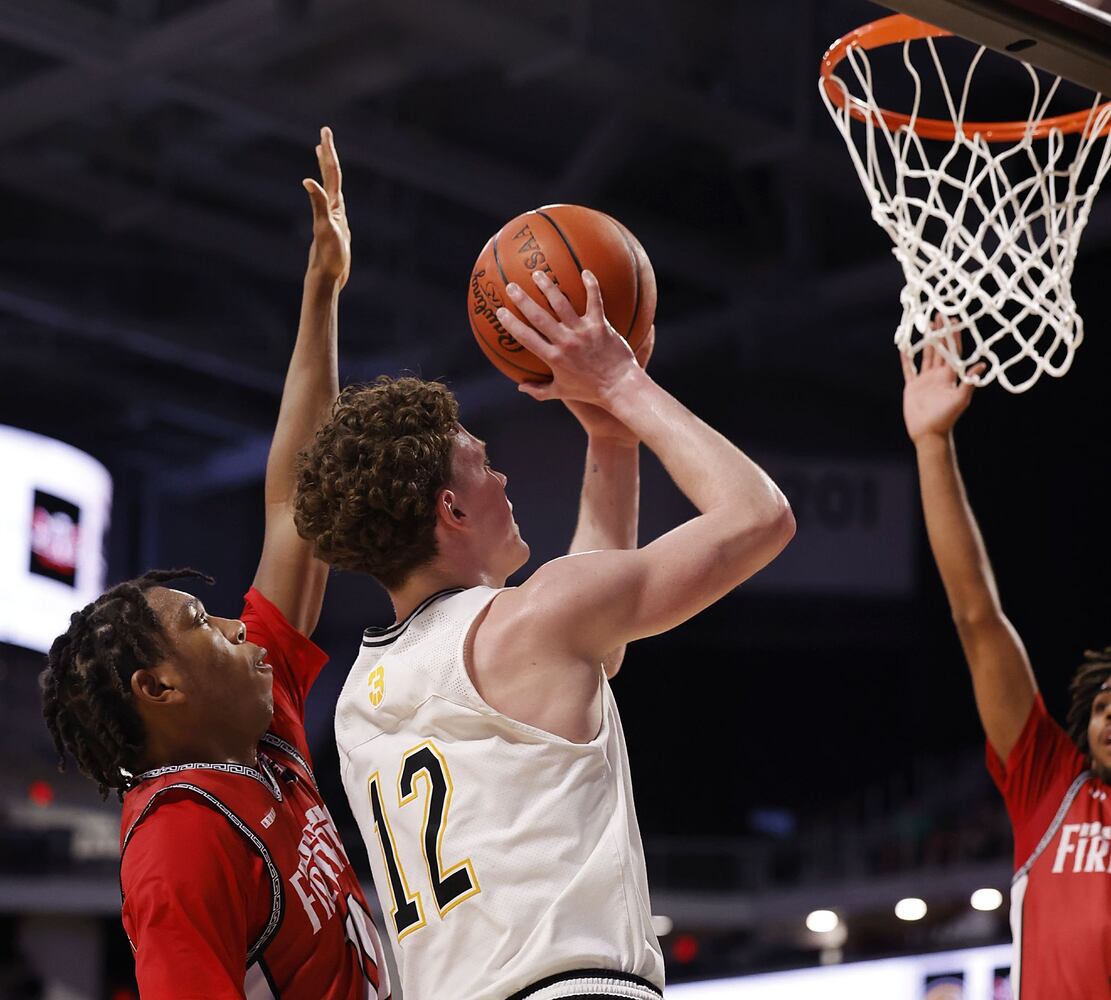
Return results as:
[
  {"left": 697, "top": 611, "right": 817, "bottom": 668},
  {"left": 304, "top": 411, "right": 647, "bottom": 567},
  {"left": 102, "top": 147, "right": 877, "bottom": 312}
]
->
[{"left": 196, "top": 612, "right": 209, "bottom": 627}]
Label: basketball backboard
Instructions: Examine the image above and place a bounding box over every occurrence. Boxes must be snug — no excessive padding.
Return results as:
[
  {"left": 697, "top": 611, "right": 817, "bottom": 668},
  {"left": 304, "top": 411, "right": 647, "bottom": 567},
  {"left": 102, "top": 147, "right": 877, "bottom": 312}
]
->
[{"left": 878, "top": 0, "right": 1111, "bottom": 94}]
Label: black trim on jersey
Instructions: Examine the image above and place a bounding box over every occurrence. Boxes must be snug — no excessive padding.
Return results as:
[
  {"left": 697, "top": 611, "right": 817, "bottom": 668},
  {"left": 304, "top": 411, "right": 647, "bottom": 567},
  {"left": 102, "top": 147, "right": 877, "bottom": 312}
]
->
[
  {"left": 1011, "top": 770, "right": 1092, "bottom": 1000},
  {"left": 259, "top": 956, "right": 282, "bottom": 999},
  {"left": 120, "top": 782, "right": 285, "bottom": 962},
  {"left": 506, "top": 969, "right": 663, "bottom": 1000},
  {"left": 361, "top": 588, "right": 465, "bottom": 648},
  {"left": 130, "top": 757, "right": 284, "bottom": 801},
  {"left": 261, "top": 732, "right": 317, "bottom": 789}
]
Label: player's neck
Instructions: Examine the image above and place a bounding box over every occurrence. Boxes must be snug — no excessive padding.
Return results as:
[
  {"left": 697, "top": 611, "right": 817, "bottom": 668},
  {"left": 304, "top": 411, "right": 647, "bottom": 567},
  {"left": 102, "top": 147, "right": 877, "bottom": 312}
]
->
[
  {"left": 389, "top": 561, "right": 504, "bottom": 623},
  {"left": 139, "top": 726, "right": 261, "bottom": 775}
]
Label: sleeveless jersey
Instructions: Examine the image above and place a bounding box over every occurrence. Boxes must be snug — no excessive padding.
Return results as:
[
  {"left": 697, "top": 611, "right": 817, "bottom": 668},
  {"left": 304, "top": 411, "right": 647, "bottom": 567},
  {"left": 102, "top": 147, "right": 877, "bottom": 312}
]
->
[
  {"left": 121, "top": 733, "right": 388, "bottom": 999},
  {"left": 987, "top": 695, "right": 1111, "bottom": 998},
  {"left": 335, "top": 586, "right": 665, "bottom": 1000},
  {"left": 119, "top": 587, "right": 389, "bottom": 1000}
]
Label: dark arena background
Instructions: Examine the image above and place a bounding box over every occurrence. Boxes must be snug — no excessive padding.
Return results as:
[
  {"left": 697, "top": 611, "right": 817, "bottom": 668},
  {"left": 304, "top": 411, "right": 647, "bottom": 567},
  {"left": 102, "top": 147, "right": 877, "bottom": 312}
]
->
[{"left": 1, "top": 1, "right": 1109, "bottom": 997}]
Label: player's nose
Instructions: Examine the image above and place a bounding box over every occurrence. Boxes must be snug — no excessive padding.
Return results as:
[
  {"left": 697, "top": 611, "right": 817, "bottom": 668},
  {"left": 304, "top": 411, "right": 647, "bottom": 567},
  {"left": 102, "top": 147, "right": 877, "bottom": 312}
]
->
[{"left": 217, "top": 617, "right": 247, "bottom": 643}]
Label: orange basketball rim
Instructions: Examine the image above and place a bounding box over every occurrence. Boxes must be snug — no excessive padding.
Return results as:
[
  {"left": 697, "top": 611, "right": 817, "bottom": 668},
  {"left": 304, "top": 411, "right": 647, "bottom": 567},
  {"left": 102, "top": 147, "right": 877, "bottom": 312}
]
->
[{"left": 820, "top": 13, "right": 1111, "bottom": 142}]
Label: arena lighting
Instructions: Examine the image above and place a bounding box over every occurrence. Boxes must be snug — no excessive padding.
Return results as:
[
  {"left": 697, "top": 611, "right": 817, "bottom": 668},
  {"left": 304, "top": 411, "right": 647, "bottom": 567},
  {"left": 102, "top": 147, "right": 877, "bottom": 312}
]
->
[
  {"left": 806, "top": 909, "right": 840, "bottom": 933},
  {"left": 0, "top": 425, "right": 111, "bottom": 653},
  {"left": 970, "top": 887, "right": 1004, "bottom": 911},
  {"left": 894, "top": 898, "right": 928, "bottom": 921}
]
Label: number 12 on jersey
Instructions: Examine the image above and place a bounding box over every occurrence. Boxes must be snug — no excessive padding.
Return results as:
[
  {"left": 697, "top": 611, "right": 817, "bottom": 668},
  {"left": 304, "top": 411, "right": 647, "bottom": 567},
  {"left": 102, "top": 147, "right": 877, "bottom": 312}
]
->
[{"left": 367, "top": 740, "right": 481, "bottom": 938}]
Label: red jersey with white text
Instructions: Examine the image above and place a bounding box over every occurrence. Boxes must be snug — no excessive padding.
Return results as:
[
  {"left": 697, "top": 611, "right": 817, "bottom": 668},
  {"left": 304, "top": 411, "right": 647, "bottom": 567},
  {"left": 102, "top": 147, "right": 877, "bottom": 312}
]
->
[
  {"left": 987, "top": 695, "right": 1111, "bottom": 999},
  {"left": 119, "top": 587, "right": 390, "bottom": 1000}
]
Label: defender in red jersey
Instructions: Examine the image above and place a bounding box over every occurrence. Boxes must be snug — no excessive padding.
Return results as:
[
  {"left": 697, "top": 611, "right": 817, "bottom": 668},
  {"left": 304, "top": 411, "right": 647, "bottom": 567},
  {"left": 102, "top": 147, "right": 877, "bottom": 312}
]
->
[
  {"left": 902, "top": 330, "right": 1111, "bottom": 1000},
  {"left": 41, "top": 129, "right": 389, "bottom": 1000}
]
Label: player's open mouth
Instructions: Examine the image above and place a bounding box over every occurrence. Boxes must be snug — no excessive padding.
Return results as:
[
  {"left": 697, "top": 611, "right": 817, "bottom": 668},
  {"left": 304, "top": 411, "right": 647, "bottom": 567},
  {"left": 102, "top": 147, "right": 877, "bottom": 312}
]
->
[{"left": 255, "top": 647, "right": 272, "bottom": 671}]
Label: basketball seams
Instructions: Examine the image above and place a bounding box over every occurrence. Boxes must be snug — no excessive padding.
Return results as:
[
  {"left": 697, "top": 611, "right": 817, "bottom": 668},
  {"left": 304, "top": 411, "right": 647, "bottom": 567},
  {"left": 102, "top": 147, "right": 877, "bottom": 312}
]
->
[
  {"left": 534, "top": 209, "right": 585, "bottom": 276},
  {"left": 468, "top": 204, "right": 656, "bottom": 382},
  {"left": 469, "top": 237, "right": 549, "bottom": 380},
  {"left": 603, "top": 213, "right": 642, "bottom": 342}
]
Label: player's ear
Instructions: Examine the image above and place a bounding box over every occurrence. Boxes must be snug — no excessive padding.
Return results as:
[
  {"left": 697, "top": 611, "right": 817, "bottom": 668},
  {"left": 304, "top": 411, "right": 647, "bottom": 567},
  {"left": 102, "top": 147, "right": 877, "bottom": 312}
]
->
[
  {"left": 435, "top": 489, "right": 467, "bottom": 530},
  {"left": 130, "top": 666, "right": 182, "bottom": 707}
]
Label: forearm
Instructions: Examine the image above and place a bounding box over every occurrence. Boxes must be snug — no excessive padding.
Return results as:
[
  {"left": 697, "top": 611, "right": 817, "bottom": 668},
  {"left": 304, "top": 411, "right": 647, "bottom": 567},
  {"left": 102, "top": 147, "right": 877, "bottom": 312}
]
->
[
  {"left": 605, "top": 368, "right": 787, "bottom": 525},
  {"left": 914, "top": 432, "right": 1003, "bottom": 622},
  {"left": 569, "top": 436, "right": 639, "bottom": 679},
  {"left": 264, "top": 270, "right": 341, "bottom": 505},
  {"left": 569, "top": 437, "right": 639, "bottom": 554}
]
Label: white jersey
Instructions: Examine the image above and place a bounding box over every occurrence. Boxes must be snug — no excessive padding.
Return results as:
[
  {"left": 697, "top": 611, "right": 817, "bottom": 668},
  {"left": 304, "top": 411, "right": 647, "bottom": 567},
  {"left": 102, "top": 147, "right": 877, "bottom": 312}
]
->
[{"left": 335, "top": 586, "right": 664, "bottom": 1000}]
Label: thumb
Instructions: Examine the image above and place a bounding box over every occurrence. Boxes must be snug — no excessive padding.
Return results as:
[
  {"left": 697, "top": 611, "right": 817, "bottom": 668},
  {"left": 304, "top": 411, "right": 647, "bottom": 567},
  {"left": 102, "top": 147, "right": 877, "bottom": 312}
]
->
[
  {"left": 517, "top": 379, "right": 556, "bottom": 401},
  {"left": 303, "top": 178, "right": 327, "bottom": 221}
]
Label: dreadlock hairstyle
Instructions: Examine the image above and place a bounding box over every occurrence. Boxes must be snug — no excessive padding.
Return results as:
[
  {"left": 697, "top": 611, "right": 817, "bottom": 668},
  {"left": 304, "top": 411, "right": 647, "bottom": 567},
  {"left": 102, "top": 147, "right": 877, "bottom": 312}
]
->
[
  {"left": 1066, "top": 646, "right": 1111, "bottom": 757},
  {"left": 40, "top": 568, "right": 212, "bottom": 800}
]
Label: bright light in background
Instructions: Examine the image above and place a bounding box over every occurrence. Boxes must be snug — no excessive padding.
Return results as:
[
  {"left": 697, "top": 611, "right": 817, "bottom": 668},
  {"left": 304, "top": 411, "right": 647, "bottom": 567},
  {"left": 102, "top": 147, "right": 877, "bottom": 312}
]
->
[
  {"left": 0, "top": 425, "right": 111, "bottom": 653},
  {"left": 895, "top": 898, "right": 927, "bottom": 922},
  {"left": 652, "top": 914, "right": 674, "bottom": 936},
  {"left": 806, "top": 910, "right": 840, "bottom": 933},
  {"left": 970, "top": 888, "right": 1003, "bottom": 911}
]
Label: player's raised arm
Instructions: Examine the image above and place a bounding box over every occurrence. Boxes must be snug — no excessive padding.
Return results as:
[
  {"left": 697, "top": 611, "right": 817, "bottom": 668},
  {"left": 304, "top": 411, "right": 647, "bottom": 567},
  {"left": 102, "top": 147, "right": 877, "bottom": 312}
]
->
[
  {"left": 901, "top": 333, "right": 1037, "bottom": 760},
  {"left": 252, "top": 127, "right": 349, "bottom": 636},
  {"left": 560, "top": 327, "right": 654, "bottom": 679},
  {"left": 488, "top": 271, "right": 794, "bottom": 660}
]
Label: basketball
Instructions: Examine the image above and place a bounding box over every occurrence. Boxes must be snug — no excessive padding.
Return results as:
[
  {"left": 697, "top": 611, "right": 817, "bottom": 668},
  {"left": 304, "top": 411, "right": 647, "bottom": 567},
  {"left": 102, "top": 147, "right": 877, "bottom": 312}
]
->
[{"left": 467, "top": 204, "right": 657, "bottom": 382}]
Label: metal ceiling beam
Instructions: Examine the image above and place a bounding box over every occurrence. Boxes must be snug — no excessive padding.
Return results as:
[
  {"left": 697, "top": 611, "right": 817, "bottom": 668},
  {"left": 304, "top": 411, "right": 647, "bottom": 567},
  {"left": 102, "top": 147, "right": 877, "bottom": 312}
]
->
[
  {"left": 383, "top": 0, "right": 792, "bottom": 158},
  {"left": 0, "top": 0, "right": 276, "bottom": 143}
]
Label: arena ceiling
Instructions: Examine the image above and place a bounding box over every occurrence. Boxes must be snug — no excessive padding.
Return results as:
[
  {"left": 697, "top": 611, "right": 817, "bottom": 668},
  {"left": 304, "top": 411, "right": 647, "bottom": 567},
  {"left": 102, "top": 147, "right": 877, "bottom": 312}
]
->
[{"left": 3, "top": 0, "right": 1071, "bottom": 493}]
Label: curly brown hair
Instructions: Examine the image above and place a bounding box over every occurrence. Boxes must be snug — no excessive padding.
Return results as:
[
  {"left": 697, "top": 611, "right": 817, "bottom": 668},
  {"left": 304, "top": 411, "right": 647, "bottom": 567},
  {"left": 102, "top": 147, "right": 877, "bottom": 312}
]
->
[
  {"left": 1066, "top": 646, "right": 1111, "bottom": 757},
  {"left": 294, "top": 376, "right": 460, "bottom": 588}
]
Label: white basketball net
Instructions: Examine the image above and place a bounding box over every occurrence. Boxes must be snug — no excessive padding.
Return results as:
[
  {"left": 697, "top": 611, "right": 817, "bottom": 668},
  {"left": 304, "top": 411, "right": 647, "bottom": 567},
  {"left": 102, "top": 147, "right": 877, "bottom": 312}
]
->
[{"left": 821, "top": 36, "right": 1111, "bottom": 392}]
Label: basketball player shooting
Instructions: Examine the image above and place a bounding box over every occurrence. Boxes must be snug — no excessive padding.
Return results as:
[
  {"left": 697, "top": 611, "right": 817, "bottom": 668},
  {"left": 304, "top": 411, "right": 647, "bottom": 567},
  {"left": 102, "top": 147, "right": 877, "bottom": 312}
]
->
[
  {"left": 902, "top": 330, "right": 1111, "bottom": 998},
  {"left": 295, "top": 268, "right": 796, "bottom": 1000},
  {"left": 40, "top": 129, "right": 390, "bottom": 1000}
]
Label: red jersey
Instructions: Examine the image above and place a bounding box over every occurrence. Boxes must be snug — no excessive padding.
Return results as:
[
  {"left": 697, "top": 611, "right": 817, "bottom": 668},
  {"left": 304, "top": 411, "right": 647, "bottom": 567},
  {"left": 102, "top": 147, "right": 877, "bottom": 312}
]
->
[
  {"left": 119, "top": 587, "right": 390, "bottom": 1000},
  {"left": 987, "top": 695, "right": 1111, "bottom": 999}
]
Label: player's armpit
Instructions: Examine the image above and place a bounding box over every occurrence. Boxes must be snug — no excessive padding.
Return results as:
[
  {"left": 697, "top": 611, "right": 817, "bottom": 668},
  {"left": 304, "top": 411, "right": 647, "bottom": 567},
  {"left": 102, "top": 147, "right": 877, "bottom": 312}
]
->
[{"left": 954, "top": 609, "right": 1038, "bottom": 762}]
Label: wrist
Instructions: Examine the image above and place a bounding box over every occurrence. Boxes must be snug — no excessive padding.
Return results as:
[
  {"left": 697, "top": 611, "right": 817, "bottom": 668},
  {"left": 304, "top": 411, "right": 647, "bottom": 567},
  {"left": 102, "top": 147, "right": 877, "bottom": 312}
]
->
[
  {"left": 913, "top": 430, "right": 954, "bottom": 454},
  {"left": 598, "top": 365, "right": 652, "bottom": 421},
  {"left": 304, "top": 263, "right": 344, "bottom": 292},
  {"left": 587, "top": 432, "right": 639, "bottom": 451}
]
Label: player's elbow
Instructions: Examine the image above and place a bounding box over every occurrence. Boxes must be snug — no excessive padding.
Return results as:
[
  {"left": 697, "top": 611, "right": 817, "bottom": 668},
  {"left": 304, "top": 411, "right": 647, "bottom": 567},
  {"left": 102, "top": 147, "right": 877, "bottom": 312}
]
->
[
  {"left": 718, "top": 497, "right": 795, "bottom": 577},
  {"left": 952, "top": 602, "right": 1008, "bottom": 638},
  {"left": 772, "top": 497, "right": 796, "bottom": 547},
  {"left": 749, "top": 495, "right": 796, "bottom": 553}
]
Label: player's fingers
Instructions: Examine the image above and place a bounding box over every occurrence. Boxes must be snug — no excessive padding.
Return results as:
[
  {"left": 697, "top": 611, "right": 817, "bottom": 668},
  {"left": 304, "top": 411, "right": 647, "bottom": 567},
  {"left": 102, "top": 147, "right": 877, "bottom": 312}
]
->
[
  {"left": 635, "top": 325, "right": 655, "bottom": 369},
  {"left": 495, "top": 304, "right": 556, "bottom": 359},
  {"left": 530, "top": 269, "right": 579, "bottom": 325},
  {"left": 320, "top": 126, "right": 342, "bottom": 198},
  {"left": 899, "top": 346, "right": 917, "bottom": 384},
  {"left": 303, "top": 178, "right": 327, "bottom": 221},
  {"left": 517, "top": 379, "right": 556, "bottom": 401},
  {"left": 503, "top": 283, "right": 563, "bottom": 341},
  {"left": 582, "top": 270, "right": 606, "bottom": 323}
]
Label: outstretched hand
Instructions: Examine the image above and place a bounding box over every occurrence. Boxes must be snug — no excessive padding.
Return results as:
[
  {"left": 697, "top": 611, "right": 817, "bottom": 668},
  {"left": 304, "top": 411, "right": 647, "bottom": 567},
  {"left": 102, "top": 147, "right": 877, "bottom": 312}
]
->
[
  {"left": 496, "top": 269, "right": 640, "bottom": 409},
  {"left": 303, "top": 126, "right": 350, "bottom": 288},
  {"left": 901, "top": 320, "right": 986, "bottom": 443}
]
